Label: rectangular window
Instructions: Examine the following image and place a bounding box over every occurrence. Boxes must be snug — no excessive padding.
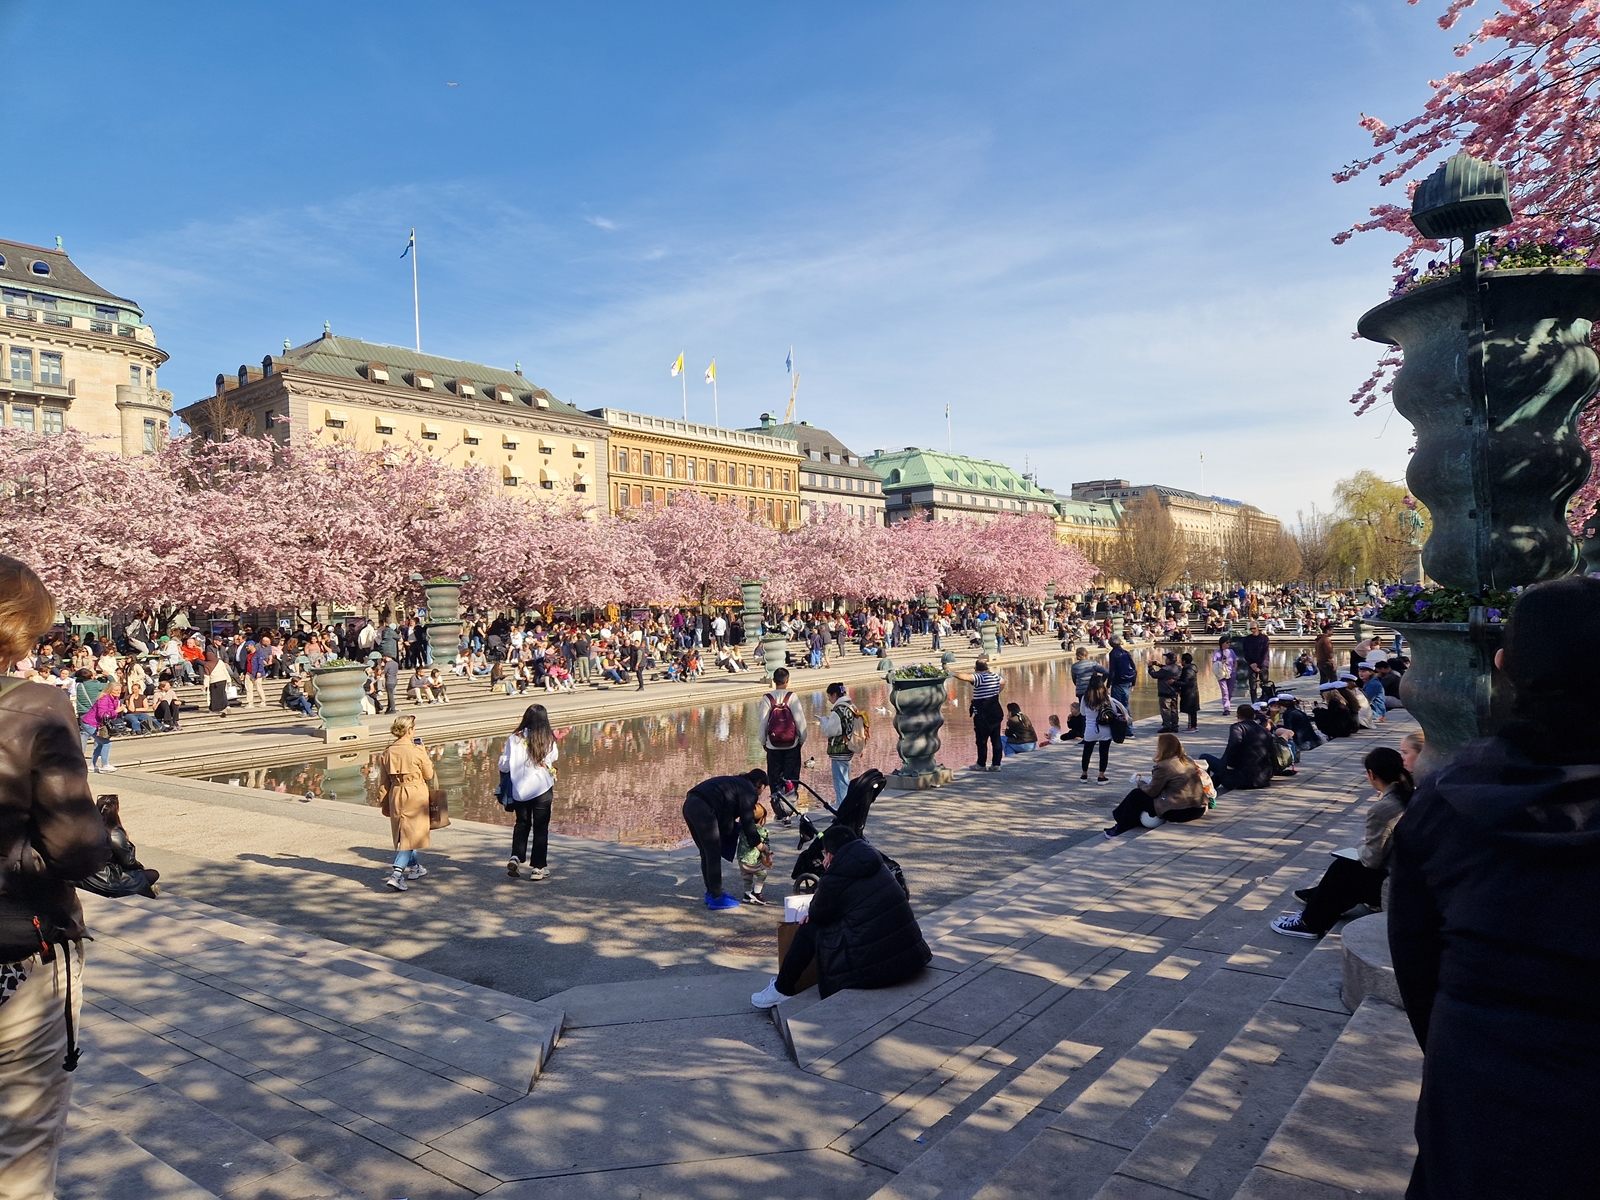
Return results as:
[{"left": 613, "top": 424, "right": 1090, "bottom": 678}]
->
[
  {"left": 642, "top": 452, "right": 653, "bottom": 476},
  {"left": 618, "top": 484, "right": 631, "bottom": 508},
  {"left": 748, "top": 497, "right": 758, "bottom": 517},
  {"left": 686, "top": 458, "right": 696, "bottom": 481},
  {"left": 143, "top": 418, "right": 158, "bottom": 453},
  {"left": 766, "top": 498, "right": 775, "bottom": 522},
  {"left": 42, "top": 408, "right": 63, "bottom": 434},
  {"left": 765, "top": 468, "right": 774, "bottom": 489},
  {"left": 784, "top": 501, "right": 792, "bottom": 523},
  {"left": 376, "top": 422, "right": 394, "bottom": 435},
  {"left": 783, "top": 471, "right": 791, "bottom": 490},
  {"left": 9, "top": 348, "right": 31, "bottom": 382},
  {"left": 130, "top": 364, "right": 142, "bottom": 386},
  {"left": 12, "top": 406, "right": 35, "bottom": 432},
  {"left": 665, "top": 455, "right": 674, "bottom": 478},
  {"left": 38, "top": 353, "right": 62, "bottom": 386},
  {"left": 421, "top": 430, "right": 437, "bottom": 441},
  {"left": 644, "top": 486, "right": 655, "bottom": 504}
]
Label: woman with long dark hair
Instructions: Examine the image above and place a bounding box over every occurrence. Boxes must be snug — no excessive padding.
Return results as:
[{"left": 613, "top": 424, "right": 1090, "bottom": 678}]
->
[
  {"left": 1079, "top": 676, "right": 1129, "bottom": 784},
  {"left": 1270, "top": 745, "right": 1413, "bottom": 939},
  {"left": 499, "top": 703, "right": 558, "bottom": 881}
]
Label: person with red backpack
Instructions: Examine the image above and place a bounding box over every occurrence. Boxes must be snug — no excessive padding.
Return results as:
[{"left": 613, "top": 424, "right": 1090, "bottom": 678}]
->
[{"left": 758, "top": 667, "right": 808, "bottom": 817}]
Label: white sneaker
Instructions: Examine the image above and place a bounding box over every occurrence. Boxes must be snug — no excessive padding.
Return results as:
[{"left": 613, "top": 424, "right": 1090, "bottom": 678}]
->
[
  {"left": 99, "top": 765, "right": 118, "bottom": 773},
  {"left": 403, "top": 864, "right": 427, "bottom": 879},
  {"left": 385, "top": 870, "right": 408, "bottom": 892},
  {"left": 751, "top": 978, "right": 785, "bottom": 1009},
  {"left": 528, "top": 867, "right": 550, "bottom": 881}
]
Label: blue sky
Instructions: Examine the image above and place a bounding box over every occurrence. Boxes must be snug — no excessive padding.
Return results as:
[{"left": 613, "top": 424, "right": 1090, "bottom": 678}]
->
[{"left": 1, "top": 1, "right": 1460, "bottom": 518}]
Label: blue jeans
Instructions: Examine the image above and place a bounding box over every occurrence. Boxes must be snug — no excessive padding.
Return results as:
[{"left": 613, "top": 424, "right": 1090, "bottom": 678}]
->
[
  {"left": 1111, "top": 683, "right": 1131, "bottom": 713},
  {"left": 91, "top": 735, "right": 112, "bottom": 770},
  {"left": 124, "top": 713, "right": 156, "bottom": 733},
  {"left": 809, "top": 648, "right": 823, "bottom": 668},
  {"left": 830, "top": 756, "right": 851, "bottom": 806},
  {"left": 393, "top": 848, "right": 418, "bottom": 869}
]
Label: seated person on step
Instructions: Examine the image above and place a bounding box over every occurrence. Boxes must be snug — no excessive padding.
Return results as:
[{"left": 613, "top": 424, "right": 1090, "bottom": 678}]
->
[{"left": 751, "top": 825, "right": 931, "bottom": 1009}]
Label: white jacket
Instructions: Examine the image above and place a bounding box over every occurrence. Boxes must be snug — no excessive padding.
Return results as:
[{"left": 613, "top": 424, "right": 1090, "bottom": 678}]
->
[{"left": 498, "top": 735, "right": 559, "bottom": 802}]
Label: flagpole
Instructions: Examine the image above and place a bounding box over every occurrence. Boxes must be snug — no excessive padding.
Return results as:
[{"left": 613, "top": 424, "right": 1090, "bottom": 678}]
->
[
  {"left": 946, "top": 403, "right": 952, "bottom": 454},
  {"left": 410, "top": 227, "right": 420, "bottom": 352},
  {"left": 713, "top": 377, "right": 719, "bottom": 427},
  {"left": 681, "top": 365, "right": 687, "bottom": 421}
]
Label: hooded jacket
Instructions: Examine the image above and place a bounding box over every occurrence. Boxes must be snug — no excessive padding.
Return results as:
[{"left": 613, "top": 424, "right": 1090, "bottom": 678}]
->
[
  {"left": 1388, "top": 735, "right": 1600, "bottom": 1044},
  {"left": 1220, "top": 718, "right": 1276, "bottom": 789},
  {"left": 809, "top": 836, "right": 932, "bottom": 998}
]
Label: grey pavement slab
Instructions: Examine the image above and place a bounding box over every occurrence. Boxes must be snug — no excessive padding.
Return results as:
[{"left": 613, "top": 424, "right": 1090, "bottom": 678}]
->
[
  {"left": 430, "top": 1015, "right": 884, "bottom": 1181},
  {"left": 296, "top": 1051, "right": 509, "bottom": 1143},
  {"left": 270, "top": 1119, "right": 481, "bottom": 1200},
  {"left": 481, "top": 1147, "right": 893, "bottom": 1199},
  {"left": 1237, "top": 998, "right": 1420, "bottom": 1200},
  {"left": 543, "top": 969, "right": 774, "bottom": 1027},
  {"left": 969, "top": 1128, "right": 1132, "bottom": 1200},
  {"left": 57, "top": 1106, "right": 219, "bottom": 1200}
]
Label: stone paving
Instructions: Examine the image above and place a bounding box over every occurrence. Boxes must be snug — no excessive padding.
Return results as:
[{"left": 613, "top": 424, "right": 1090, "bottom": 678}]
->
[{"left": 63, "top": 700, "right": 1420, "bottom": 1198}]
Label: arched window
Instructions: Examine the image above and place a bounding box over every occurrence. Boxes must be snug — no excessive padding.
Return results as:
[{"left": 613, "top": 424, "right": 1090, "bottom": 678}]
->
[
  {"left": 30, "top": 260, "right": 50, "bottom": 276},
  {"left": 889, "top": 469, "right": 902, "bottom": 485}
]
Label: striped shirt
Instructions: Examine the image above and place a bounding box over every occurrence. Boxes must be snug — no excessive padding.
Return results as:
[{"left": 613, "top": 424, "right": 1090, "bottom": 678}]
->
[{"left": 970, "top": 670, "right": 1003, "bottom": 702}]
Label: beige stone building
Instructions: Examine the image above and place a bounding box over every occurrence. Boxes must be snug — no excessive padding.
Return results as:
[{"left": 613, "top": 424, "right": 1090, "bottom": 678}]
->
[
  {"left": 177, "top": 332, "right": 610, "bottom": 497},
  {"left": 0, "top": 237, "right": 170, "bottom": 455},
  {"left": 587, "top": 408, "right": 802, "bottom": 528},
  {"left": 1069, "top": 478, "right": 1281, "bottom": 549}
]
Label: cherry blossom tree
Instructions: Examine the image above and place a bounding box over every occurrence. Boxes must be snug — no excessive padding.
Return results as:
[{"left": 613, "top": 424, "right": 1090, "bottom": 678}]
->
[
  {"left": 1337, "top": 1, "right": 1600, "bottom": 531},
  {"left": 634, "top": 491, "right": 779, "bottom": 607}
]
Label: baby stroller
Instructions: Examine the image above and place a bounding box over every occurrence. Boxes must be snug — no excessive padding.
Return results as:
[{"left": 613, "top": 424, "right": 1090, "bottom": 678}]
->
[{"left": 788, "top": 768, "right": 909, "bottom": 897}]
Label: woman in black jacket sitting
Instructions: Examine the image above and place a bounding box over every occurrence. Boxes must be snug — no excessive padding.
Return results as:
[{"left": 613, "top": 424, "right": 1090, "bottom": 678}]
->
[
  {"left": 751, "top": 825, "right": 931, "bottom": 1007},
  {"left": 1198, "top": 705, "right": 1276, "bottom": 792},
  {"left": 76, "top": 795, "right": 160, "bottom": 899}
]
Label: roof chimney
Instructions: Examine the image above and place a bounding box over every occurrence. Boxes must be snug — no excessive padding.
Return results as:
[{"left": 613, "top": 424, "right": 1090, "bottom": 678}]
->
[{"left": 759, "top": 412, "right": 774, "bottom": 428}]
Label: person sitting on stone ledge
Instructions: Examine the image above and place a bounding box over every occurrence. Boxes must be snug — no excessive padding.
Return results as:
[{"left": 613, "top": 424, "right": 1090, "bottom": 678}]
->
[
  {"left": 1197, "top": 704, "right": 1276, "bottom": 793},
  {"left": 1269, "top": 746, "right": 1412, "bottom": 940},
  {"left": 751, "top": 824, "right": 931, "bottom": 1009},
  {"left": 1387, "top": 576, "right": 1600, "bottom": 1200},
  {"left": 1103, "top": 732, "right": 1206, "bottom": 839}
]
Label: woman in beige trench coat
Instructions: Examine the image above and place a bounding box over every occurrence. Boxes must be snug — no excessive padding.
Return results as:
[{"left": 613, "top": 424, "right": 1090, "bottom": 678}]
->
[{"left": 377, "top": 715, "right": 434, "bottom": 892}]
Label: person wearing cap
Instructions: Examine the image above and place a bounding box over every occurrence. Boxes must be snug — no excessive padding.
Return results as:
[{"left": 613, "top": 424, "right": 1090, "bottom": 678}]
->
[
  {"left": 1274, "top": 693, "right": 1320, "bottom": 750},
  {"left": 1386, "top": 576, "right": 1600, "bottom": 1198},
  {"left": 816, "top": 682, "right": 865, "bottom": 805},
  {"left": 952, "top": 657, "right": 1005, "bottom": 772},
  {"left": 1106, "top": 635, "right": 1138, "bottom": 721},
  {"left": 1147, "top": 651, "right": 1181, "bottom": 733},
  {"left": 751, "top": 824, "right": 931, "bottom": 1008},
  {"left": 1357, "top": 661, "right": 1387, "bottom": 722},
  {"left": 1312, "top": 680, "right": 1360, "bottom": 739}
]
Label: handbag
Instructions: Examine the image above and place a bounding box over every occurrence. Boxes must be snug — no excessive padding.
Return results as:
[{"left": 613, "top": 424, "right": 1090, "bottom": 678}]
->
[
  {"left": 495, "top": 770, "right": 515, "bottom": 810},
  {"left": 224, "top": 683, "right": 239, "bottom": 701},
  {"left": 428, "top": 788, "right": 450, "bottom": 829},
  {"left": 0, "top": 894, "right": 82, "bottom": 1071}
]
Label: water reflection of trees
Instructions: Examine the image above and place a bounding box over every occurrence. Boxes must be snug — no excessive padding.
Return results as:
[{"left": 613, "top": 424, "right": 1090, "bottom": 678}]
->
[{"left": 209, "top": 652, "right": 1304, "bottom": 845}]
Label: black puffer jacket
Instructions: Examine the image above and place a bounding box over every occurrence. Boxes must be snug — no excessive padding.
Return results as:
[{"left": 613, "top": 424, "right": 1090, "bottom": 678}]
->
[
  {"left": 810, "top": 837, "right": 931, "bottom": 998},
  {"left": 1388, "top": 735, "right": 1600, "bottom": 1198}
]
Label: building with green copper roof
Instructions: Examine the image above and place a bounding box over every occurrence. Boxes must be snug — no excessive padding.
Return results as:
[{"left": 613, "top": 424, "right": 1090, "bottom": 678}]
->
[{"left": 863, "top": 446, "right": 1064, "bottom": 521}]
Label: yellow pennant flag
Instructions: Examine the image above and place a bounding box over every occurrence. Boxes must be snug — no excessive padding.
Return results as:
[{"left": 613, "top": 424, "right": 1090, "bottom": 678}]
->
[
  {"left": 670, "top": 352, "right": 684, "bottom": 377},
  {"left": 704, "top": 359, "right": 716, "bottom": 384}
]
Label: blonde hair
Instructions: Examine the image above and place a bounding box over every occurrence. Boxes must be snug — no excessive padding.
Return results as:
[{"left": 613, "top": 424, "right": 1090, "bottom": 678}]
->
[
  {"left": 390, "top": 715, "right": 416, "bottom": 740},
  {"left": 0, "top": 556, "right": 54, "bottom": 671},
  {"left": 1401, "top": 730, "right": 1425, "bottom": 753},
  {"left": 1154, "top": 732, "right": 1190, "bottom": 764}
]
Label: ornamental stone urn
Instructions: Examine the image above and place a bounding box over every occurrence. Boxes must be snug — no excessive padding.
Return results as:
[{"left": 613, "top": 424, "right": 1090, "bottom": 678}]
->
[
  {"left": 423, "top": 579, "right": 463, "bottom": 670},
  {"left": 885, "top": 671, "right": 955, "bottom": 791},
  {"left": 980, "top": 623, "right": 999, "bottom": 659},
  {"left": 761, "top": 633, "right": 789, "bottom": 680},
  {"left": 739, "top": 581, "right": 764, "bottom": 645},
  {"left": 309, "top": 663, "right": 368, "bottom": 744},
  {"left": 1359, "top": 263, "right": 1600, "bottom": 770}
]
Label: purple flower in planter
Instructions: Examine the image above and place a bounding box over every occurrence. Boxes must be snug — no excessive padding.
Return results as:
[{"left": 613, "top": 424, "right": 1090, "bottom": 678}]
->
[
  {"left": 1486, "top": 607, "right": 1504, "bottom": 623},
  {"left": 1413, "top": 598, "right": 1431, "bottom": 614}
]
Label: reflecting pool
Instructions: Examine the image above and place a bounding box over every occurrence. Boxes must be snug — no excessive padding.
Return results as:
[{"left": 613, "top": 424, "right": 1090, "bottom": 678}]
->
[{"left": 204, "top": 647, "right": 1308, "bottom": 845}]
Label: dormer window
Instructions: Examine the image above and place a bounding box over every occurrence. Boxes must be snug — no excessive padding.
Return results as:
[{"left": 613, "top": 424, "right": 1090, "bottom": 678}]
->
[
  {"left": 455, "top": 378, "right": 476, "bottom": 398},
  {"left": 238, "top": 366, "right": 252, "bottom": 385},
  {"left": 414, "top": 371, "right": 434, "bottom": 390},
  {"left": 261, "top": 356, "right": 275, "bottom": 376},
  {"left": 366, "top": 363, "right": 390, "bottom": 384},
  {"left": 534, "top": 395, "right": 550, "bottom": 409},
  {"left": 493, "top": 386, "right": 514, "bottom": 404}
]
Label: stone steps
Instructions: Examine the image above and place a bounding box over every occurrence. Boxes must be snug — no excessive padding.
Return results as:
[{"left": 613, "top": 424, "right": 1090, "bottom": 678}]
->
[
  {"left": 766, "top": 720, "right": 1406, "bottom": 1199},
  {"left": 69, "top": 891, "right": 566, "bottom": 1198},
  {"left": 57, "top": 1105, "right": 221, "bottom": 1200}
]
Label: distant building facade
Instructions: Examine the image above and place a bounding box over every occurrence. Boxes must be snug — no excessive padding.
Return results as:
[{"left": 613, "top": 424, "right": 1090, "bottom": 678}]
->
[
  {"left": 864, "top": 447, "right": 1061, "bottom": 524},
  {"left": 744, "top": 415, "right": 885, "bottom": 525},
  {"left": 177, "top": 332, "right": 609, "bottom": 496},
  {"left": 1069, "top": 478, "right": 1281, "bottom": 547},
  {"left": 588, "top": 408, "right": 802, "bottom": 528},
  {"left": 0, "top": 237, "right": 170, "bottom": 456},
  {"left": 1052, "top": 495, "right": 1124, "bottom": 549}
]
